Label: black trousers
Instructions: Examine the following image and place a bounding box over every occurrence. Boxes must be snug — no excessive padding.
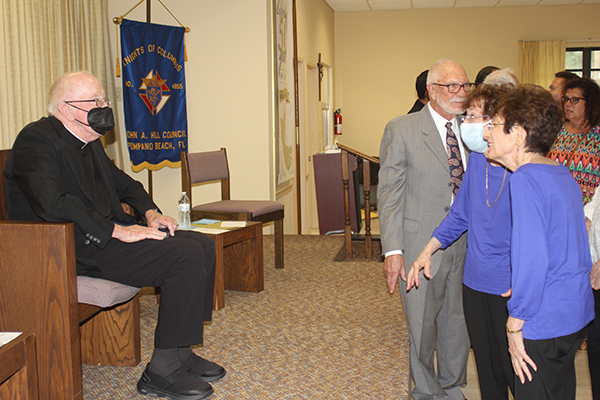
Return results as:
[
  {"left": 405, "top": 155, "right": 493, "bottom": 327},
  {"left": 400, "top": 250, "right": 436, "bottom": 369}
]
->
[
  {"left": 463, "top": 284, "right": 514, "bottom": 400},
  {"left": 515, "top": 328, "right": 586, "bottom": 400},
  {"left": 588, "top": 289, "right": 600, "bottom": 400},
  {"left": 78, "top": 230, "right": 215, "bottom": 349}
]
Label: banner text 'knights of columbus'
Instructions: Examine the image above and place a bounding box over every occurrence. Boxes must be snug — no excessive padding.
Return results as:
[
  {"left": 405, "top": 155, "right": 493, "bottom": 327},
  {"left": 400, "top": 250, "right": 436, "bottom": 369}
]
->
[{"left": 120, "top": 19, "right": 187, "bottom": 172}]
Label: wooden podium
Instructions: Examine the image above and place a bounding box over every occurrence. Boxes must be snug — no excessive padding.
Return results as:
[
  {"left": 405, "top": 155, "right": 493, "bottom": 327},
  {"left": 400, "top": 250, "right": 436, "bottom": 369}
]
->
[{"left": 313, "top": 152, "right": 360, "bottom": 235}]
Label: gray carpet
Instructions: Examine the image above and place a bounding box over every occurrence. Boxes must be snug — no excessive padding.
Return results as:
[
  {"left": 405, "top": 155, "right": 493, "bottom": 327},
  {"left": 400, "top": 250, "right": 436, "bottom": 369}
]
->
[{"left": 83, "top": 235, "right": 410, "bottom": 399}]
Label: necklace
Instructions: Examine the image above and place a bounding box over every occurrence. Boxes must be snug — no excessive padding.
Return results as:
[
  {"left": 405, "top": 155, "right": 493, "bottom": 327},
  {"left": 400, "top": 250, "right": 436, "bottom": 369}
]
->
[{"left": 486, "top": 162, "right": 507, "bottom": 207}]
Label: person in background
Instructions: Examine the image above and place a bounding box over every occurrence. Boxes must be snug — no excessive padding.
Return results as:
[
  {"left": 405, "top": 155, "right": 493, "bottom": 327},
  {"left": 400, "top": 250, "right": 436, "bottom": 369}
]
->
[
  {"left": 407, "top": 69, "right": 429, "bottom": 114},
  {"left": 474, "top": 65, "right": 499, "bottom": 87},
  {"left": 409, "top": 83, "right": 516, "bottom": 400},
  {"left": 483, "top": 68, "right": 519, "bottom": 88},
  {"left": 379, "top": 58, "right": 471, "bottom": 400},
  {"left": 4, "top": 71, "right": 224, "bottom": 400},
  {"left": 484, "top": 85, "right": 594, "bottom": 400},
  {"left": 547, "top": 77, "right": 600, "bottom": 204},
  {"left": 585, "top": 190, "right": 600, "bottom": 400},
  {"left": 547, "top": 70, "right": 579, "bottom": 108}
]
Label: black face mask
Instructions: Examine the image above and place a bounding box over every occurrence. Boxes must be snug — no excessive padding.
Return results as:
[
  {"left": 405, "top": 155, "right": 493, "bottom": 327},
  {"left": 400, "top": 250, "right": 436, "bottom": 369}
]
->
[{"left": 85, "top": 107, "right": 115, "bottom": 135}]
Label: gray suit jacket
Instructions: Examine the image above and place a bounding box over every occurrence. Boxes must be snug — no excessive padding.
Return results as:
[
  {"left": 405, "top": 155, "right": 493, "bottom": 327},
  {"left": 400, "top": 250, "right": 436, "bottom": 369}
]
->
[{"left": 378, "top": 106, "right": 467, "bottom": 277}]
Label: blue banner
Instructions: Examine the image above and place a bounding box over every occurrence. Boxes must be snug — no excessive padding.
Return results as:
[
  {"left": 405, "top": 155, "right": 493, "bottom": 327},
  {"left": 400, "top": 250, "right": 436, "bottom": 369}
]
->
[{"left": 120, "top": 19, "right": 187, "bottom": 172}]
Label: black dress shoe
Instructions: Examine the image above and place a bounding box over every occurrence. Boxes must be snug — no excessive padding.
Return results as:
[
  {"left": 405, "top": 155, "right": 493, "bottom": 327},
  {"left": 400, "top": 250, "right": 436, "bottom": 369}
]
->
[
  {"left": 137, "top": 364, "right": 214, "bottom": 399},
  {"left": 182, "top": 354, "right": 227, "bottom": 382}
]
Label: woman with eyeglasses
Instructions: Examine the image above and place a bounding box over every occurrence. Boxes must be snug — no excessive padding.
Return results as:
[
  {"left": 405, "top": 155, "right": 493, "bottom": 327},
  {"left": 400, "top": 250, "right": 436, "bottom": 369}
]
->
[
  {"left": 408, "top": 83, "right": 516, "bottom": 400},
  {"left": 547, "top": 78, "right": 600, "bottom": 353},
  {"left": 483, "top": 85, "right": 594, "bottom": 400},
  {"left": 547, "top": 77, "right": 600, "bottom": 205}
]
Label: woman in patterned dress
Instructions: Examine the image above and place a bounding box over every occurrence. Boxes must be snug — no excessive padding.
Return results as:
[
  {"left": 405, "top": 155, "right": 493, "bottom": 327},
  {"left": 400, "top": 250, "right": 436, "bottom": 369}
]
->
[{"left": 547, "top": 77, "right": 600, "bottom": 205}]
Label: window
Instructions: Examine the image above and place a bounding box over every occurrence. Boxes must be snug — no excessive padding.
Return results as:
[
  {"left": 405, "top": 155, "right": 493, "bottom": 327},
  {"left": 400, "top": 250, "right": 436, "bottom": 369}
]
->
[{"left": 565, "top": 47, "right": 600, "bottom": 85}]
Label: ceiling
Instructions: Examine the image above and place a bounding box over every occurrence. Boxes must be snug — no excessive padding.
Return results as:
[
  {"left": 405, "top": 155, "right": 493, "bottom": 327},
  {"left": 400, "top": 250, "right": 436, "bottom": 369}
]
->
[{"left": 324, "top": 0, "right": 600, "bottom": 12}]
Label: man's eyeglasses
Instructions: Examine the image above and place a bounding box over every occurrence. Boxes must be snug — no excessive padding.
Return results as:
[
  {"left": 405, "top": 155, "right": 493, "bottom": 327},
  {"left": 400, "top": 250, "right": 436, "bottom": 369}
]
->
[
  {"left": 460, "top": 115, "right": 490, "bottom": 123},
  {"left": 64, "top": 98, "right": 111, "bottom": 108},
  {"left": 484, "top": 121, "right": 506, "bottom": 131},
  {"left": 562, "top": 96, "right": 585, "bottom": 105},
  {"left": 433, "top": 82, "right": 474, "bottom": 94}
]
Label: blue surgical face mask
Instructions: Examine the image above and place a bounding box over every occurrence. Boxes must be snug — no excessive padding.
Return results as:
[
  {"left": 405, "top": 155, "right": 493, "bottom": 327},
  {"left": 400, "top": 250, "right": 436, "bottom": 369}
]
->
[{"left": 460, "top": 123, "right": 488, "bottom": 153}]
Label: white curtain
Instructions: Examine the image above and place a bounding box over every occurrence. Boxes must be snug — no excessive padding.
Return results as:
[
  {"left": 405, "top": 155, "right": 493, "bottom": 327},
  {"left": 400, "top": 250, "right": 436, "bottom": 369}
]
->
[
  {"left": 518, "top": 40, "right": 566, "bottom": 89},
  {"left": 0, "top": 0, "right": 121, "bottom": 164}
]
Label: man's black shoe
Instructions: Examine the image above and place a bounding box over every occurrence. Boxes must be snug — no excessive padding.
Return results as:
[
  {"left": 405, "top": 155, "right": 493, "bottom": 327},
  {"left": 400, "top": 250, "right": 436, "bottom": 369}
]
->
[
  {"left": 182, "top": 354, "right": 227, "bottom": 382},
  {"left": 137, "top": 364, "right": 214, "bottom": 399}
]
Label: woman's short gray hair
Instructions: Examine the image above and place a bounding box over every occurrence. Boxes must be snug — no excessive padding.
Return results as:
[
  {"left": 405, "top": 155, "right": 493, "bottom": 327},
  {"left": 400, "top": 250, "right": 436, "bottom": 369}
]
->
[{"left": 483, "top": 68, "right": 520, "bottom": 88}]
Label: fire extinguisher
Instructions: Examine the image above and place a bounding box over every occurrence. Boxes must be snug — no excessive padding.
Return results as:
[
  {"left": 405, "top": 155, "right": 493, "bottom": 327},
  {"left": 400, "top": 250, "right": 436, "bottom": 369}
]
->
[{"left": 334, "top": 109, "right": 343, "bottom": 135}]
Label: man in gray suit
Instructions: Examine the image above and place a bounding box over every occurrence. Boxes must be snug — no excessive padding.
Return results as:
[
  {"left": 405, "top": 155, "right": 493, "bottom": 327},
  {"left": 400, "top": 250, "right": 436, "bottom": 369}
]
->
[{"left": 378, "top": 59, "right": 471, "bottom": 400}]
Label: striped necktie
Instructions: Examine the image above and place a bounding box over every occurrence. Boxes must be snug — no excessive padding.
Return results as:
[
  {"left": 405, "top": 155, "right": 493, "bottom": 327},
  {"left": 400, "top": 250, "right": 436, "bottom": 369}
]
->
[{"left": 445, "top": 121, "right": 464, "bottom": 197}]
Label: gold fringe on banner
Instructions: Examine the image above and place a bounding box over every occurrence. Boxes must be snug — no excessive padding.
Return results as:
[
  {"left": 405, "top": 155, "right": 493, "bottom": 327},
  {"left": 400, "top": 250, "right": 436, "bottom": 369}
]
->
[
  {"left": 184, "top": 28, "right": 190, "bottom": 62},
  {"left": 114, "top": 17, "right": 122, "bottom": 77}
]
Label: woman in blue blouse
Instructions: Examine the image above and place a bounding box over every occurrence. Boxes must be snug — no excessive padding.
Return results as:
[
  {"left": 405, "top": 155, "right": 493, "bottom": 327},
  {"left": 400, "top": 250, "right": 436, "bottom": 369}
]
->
[
  {"left": 408, "top": 83, "right": 515, "bottom": 400},
  {"left": 484, "top": 85, "right": 594, "bottom": 400}
]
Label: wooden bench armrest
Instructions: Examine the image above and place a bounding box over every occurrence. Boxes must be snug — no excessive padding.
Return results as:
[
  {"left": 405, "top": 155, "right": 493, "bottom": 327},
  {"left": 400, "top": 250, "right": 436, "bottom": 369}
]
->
[{"left": 0, "top": 221, "right": 82, "bottom": 399}]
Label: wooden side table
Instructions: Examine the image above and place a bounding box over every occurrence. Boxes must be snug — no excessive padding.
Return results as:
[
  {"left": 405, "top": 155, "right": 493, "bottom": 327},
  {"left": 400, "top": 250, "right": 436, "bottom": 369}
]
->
[
  {"left": 0, "top": 333, "right": 39, "bottom": 399},
  {"left": 202, "top": 221, "right": 264, "bottom": 310}
]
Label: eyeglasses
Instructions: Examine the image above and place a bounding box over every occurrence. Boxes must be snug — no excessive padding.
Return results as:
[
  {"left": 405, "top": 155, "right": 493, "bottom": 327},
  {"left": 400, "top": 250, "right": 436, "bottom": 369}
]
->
[
  {"left": 65, "top": 98, "right": 111, "bottom": 108},
  {"left": 548, "top": 85, "right": 562, "bottom": 92},
  {"left": 562, "top": 96, "right": 585, "bottom": 105},
  {"left": 460, "top": 115, "right": 490, "bottom": 123},
  {"left": 433, "top": 82, "right": 474, "bottom": 94},
  {"left": 484, "top": 121, "right": 506, "bottom": 131}
]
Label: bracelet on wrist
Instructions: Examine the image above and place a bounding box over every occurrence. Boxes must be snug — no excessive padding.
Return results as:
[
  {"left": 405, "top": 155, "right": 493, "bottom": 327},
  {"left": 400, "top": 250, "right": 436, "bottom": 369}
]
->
[{"left": 506, "top": 326, "right": 522, "bottom": 334}]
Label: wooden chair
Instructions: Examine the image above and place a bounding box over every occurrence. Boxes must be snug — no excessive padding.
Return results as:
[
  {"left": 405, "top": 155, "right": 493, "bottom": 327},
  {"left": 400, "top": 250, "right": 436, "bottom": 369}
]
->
[
  {"left": 181, "top": 149, "right": 284, "bottom": 268},
  {"left": 0, "top": 149, "right": 141, "bottom": 400}
]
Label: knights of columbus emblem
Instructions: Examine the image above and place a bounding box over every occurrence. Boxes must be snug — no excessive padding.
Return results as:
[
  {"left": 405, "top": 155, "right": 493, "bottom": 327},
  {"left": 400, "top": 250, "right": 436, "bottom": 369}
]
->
[{"left": 139, "top": 70, "right": 170, "bottom": 115}]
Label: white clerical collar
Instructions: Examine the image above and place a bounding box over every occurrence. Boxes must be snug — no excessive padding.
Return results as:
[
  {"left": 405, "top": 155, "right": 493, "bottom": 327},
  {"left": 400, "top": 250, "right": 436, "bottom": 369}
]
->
[{"left": 64, "top": 125, "right": 90, "bottom": 149}]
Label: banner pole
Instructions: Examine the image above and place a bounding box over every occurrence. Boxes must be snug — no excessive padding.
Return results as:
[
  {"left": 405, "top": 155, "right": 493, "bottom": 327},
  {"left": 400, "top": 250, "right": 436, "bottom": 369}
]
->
[
  {"left": 146, "top": 0, "right": 153, "bottom": 199},
  {"left": 292, "top": 0, "right": 301, "bottom": 233}
]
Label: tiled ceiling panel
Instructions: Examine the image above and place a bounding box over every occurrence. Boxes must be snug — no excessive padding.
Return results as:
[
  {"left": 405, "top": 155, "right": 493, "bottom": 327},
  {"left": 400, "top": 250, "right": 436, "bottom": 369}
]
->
[
  {"left": 538, "top": 0, "right": 585, "bottom": 4},
  {"left": 368, "top": 0, "right": 412, "bottom": 10},
  {"left": 325, "top": 0, "right": 371, "bottom": 11},
  {"left": 412, "top": 0, "right": 457, "bottom": 9},
  {"left": 325, "top": 0, "right": 595, "bottom": 11},
  {"left": 455, "top": 0, "right": 501, "bottom": 7}
]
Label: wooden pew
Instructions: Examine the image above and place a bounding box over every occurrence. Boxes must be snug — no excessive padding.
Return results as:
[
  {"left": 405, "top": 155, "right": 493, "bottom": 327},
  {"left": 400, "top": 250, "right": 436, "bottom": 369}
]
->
[{"left": 0, "top": 149, "right": 140, "bottom": 400}]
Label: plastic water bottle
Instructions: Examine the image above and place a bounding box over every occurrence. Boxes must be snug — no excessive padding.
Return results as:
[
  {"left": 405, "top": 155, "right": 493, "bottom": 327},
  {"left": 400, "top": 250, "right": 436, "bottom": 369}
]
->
[{"left": 178, "top": 192, "right": 191, "bottom": 230}]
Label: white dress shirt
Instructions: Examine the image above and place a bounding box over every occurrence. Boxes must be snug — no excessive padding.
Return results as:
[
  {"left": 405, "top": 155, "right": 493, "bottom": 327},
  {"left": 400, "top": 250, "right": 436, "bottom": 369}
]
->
[
  {"left": 385, "top": 104, "right": 467, "bottom": 258},
  {"left": 585, "top": 190, "right": 600, "bottom": 263}
]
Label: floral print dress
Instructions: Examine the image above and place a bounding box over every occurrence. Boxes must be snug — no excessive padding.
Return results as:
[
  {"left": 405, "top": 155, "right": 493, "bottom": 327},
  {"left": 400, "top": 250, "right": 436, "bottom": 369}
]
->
[{"left": 548, "top": 123, "right": 600, "bottom": 205}]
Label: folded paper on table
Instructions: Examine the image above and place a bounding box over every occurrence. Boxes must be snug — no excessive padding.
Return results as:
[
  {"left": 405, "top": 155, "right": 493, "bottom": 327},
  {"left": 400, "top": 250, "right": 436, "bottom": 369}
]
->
[
  {"left": 194, "top": 219, "right": 221, "bottom": 225},
  {"left": 191, "top": 227, "right": 229, "bottom": 234},
  {"left": 220, "top": 221, "right": 246, "bottom": 228}
]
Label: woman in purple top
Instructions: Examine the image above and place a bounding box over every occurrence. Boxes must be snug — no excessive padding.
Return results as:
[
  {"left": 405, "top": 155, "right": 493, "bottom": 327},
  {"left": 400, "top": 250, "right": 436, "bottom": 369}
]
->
[
  {"left": 484, "top": 85, "right": 594, "bottom": 400},
  {"left": 408, "top": 84, "right": 515, "bottom": 400}
]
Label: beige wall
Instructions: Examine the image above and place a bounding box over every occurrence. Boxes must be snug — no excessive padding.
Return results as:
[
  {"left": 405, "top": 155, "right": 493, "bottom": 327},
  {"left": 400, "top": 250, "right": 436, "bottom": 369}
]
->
[
  {"left": 108, "top": 0, "right": 273, "bottom": 218},
  {"left": 297, "top": 0, "right": 335, "bottom": 69},
  {"left": 334, "top": 4, "right": 600, "bottom": 157},
  {"left": 106, "top": 0, "right": 335, "bottom": 231},
  {"left": 105, "top": 2, "right": 600, "bottom": 226},
  {"left": 289, "top": 0, "right": 335, "bottom": 233}
]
